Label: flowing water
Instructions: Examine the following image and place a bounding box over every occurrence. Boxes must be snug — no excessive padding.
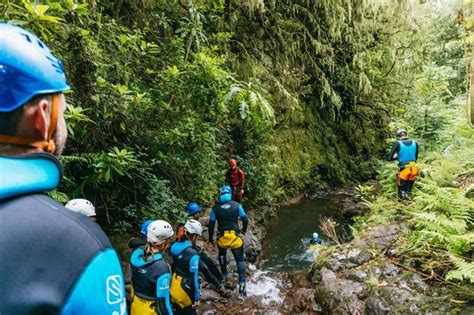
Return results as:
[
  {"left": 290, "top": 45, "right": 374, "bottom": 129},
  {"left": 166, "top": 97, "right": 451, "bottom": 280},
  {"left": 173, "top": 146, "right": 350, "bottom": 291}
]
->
[
  {"left": 206, "top": 193, "right": 353, "bottom": 313},
  {"left": 261, "top": 193, "right": 352, "bottom": 270}
]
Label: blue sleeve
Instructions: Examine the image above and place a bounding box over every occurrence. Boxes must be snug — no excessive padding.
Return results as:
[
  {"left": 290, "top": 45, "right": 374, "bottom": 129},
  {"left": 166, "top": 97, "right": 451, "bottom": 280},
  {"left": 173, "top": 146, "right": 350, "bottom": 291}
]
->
[
  {"left": 210, "top": 209, "right": 216, "bottom": 221},
  {"left": 238, "top": 204, "right": 246, "bottom": 217},
  {"left": 189, "top": 255, "right": 200, "bottom": 301},
  {"left": 156, "top": 273, "right": 173, "bottom": 315},
  {"left": 61, "top": 248, "right": 127, "bottom": 315}
]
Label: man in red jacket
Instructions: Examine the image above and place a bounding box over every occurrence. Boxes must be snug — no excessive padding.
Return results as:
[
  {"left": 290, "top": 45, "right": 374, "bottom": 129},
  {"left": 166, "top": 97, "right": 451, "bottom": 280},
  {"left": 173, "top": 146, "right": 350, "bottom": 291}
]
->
[{"left": 225, "top": 158, "right": 245, "bottom": 202}]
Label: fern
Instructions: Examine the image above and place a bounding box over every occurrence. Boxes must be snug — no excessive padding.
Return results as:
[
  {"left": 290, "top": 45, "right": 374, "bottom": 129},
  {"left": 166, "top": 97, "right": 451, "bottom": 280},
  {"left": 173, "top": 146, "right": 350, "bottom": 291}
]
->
[{"left": 446, "top": 256, "right": 474, "bottom": 284}]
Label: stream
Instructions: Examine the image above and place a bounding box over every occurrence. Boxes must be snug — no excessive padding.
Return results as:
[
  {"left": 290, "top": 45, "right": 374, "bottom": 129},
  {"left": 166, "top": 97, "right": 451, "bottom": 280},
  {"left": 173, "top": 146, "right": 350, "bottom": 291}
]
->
[
  {"left": 261, "top": 193, "right": 352, "bottom": 270},
  {"left": 209, "top": 192, "right": 353, "bottom": 313}
]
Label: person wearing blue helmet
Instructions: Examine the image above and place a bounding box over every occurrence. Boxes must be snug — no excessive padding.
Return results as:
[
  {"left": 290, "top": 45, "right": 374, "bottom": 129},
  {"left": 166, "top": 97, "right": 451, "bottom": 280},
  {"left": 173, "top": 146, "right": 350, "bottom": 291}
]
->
[
  {"left": 128, "top": 219, "right": 153, "bottom": 250},
  {"left": 209, "top": 185, "right": 249, "bottom": 299},
  {"left": 0, "top": 24, "right": 127, "bottom": 314}
]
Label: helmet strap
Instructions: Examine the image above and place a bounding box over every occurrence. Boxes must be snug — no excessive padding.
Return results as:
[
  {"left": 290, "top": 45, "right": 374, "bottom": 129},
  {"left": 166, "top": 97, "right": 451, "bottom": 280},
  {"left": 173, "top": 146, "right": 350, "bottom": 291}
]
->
[{"left": 0, "top": 94, "right": 59, "bottom": 153}]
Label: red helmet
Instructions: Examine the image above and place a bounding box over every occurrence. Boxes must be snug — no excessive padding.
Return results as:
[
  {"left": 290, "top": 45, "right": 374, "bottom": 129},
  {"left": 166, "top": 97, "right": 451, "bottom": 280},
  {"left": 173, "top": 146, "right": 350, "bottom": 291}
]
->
[{"left": 229, "top": 159, "right": 237, "bottom": 168}]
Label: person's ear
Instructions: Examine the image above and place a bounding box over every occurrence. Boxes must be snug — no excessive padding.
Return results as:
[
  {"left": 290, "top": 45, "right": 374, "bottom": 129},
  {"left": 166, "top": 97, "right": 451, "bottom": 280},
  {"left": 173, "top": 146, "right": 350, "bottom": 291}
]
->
[{"left": 32, "top": 99, "right": 50, "bottom": 139}]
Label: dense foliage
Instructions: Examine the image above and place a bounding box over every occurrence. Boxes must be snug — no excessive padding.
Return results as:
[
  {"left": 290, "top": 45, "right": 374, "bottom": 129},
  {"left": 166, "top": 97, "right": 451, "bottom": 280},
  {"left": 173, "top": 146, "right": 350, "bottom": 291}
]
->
[
  {"left": 2, "top": 0, "right": 421, "bottom": 231},
  {"left": 354, "top": 8, "right": 473, "bottom": 296}
]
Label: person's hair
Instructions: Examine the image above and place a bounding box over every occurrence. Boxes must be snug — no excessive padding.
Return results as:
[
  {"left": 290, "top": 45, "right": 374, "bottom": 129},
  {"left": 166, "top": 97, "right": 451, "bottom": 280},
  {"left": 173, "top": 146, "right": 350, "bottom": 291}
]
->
[
  {"left": 143, "top": 240, "right": 169, "bottom": 261},
  {"left": 0, "top": 94, "right": 52, "bottom": 135}
]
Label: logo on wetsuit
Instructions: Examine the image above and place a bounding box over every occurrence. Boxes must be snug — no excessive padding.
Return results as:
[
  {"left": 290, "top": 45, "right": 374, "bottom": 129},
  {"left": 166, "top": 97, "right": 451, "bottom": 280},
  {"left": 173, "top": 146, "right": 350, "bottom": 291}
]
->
[
  {"left": 159, "top": 278, "right": 170, "bottom": 290},
  {"left": 106, "top": 275, "right": 124, "bottom": 305}
]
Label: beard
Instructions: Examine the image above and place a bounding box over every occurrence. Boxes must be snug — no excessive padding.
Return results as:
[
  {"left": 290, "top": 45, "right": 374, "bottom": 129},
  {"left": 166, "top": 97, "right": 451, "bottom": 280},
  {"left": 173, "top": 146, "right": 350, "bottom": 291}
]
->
[{"left": 53, "top": 117, "right": 68, "bottom": 156}]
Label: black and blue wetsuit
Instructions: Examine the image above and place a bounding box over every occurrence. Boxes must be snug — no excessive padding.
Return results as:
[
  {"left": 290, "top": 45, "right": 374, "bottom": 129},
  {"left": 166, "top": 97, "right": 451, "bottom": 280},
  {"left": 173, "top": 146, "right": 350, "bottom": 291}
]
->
[
  {"left": 129, "top": 247, "right": 172, "bottom": 315},
  {"left": 0, "top": 153, "right": 127, "bottom": 315},
  {"left": 208, "top": 193, "right": 248, "bottom": 286},
  {"left": 170, "top": 240, "right": 200, "bottom": 315}
]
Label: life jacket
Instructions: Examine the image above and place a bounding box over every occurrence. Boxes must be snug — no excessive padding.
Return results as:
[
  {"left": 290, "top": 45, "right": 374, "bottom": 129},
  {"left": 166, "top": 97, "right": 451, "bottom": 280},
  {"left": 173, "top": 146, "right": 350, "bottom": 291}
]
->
[
  {"left": 212, "top": 197, "right": 242, "bottom": 233},
  {"left": 130, "top": 248, "right": 170, "bottom": 301},
  {"left": 0, "top": 154, "right": 126, "bottom": 315},
  {"left": 397, "top": 140, "right": 417, "bottom": 163}
]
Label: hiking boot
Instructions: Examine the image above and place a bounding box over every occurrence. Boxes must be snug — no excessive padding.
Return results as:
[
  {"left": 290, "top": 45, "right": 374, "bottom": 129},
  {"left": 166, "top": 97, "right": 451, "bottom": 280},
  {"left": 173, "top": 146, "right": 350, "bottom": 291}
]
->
[{"left": 238, "top": 282, "right": 247, "bottom": 300}]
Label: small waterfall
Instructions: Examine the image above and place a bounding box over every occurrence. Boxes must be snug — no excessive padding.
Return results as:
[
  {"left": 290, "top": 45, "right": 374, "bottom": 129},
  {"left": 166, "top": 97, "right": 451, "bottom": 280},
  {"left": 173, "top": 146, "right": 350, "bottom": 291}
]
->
[{"left": 245, "top": 266, "right": 284, "bottom": 305}]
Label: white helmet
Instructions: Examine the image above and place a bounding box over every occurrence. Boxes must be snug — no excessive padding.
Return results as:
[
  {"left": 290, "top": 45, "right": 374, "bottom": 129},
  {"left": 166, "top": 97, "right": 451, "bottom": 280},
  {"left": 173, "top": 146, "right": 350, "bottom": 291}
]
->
[
  {"left": 184, "top": 219, "right": 203, "bottom": 236},
  {"left": 313, "top": 232, "right": 319, "bottom": 239},
  {"left": 65, "top": 199, "right": 96, "bottom": 217},
  {"left": 147, "top": 220, "right": 174, "bottom": 243}
]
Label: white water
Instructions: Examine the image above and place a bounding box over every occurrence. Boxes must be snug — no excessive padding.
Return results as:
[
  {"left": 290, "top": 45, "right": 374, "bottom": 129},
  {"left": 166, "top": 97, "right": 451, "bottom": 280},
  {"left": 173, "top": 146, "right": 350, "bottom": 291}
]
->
[{"left": 245, "top": 267, "right": 284, "bottom": 305}]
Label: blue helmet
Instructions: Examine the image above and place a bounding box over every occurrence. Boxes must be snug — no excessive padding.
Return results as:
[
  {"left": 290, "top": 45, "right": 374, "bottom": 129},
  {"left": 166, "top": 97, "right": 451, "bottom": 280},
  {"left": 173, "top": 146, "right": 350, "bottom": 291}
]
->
[
  {"left": 0, "top": 24, "right": 70, "bottom": 112},
  {"left": 140, "top": 220, "right": 153, "bottom": 237},
  {"left": 220, "top": 185, "right": 232, "bottom": 195},
  {"left": 186, "top": 202, "right": 201, "bottom": 215}
]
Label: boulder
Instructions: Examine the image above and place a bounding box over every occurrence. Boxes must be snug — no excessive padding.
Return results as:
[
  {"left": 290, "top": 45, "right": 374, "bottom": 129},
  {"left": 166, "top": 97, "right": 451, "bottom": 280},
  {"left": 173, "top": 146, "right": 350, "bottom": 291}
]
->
[{"left": 292, "top": 288, "right": 322, "bottom": 313}]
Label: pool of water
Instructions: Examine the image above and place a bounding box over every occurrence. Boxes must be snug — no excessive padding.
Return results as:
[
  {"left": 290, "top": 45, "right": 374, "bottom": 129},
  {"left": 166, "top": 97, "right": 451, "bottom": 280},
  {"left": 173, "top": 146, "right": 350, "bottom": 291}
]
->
[{"left": 261, "top": 194, "right": 352, "bottom": 270}]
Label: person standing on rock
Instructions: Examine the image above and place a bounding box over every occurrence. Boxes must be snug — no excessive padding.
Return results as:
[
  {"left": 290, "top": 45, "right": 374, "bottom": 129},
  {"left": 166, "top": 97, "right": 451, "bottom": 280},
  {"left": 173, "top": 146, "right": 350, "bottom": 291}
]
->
[
  {"left": 388, "top": 129, "right": 420, "bottom": 200},
  {"left": 225, "top": 158, "right": 245, "bottom": 202},
  {"left": 170, "top": 220, "right": 205, "bottom": 315},
  {"left": 0, "top": 24, "right": 126, "bottom": 314},
  {"left": 208, "top": 185, "right": 249, "bottom": 299},
  {"left": 175, "top": 203, "right": 225, "bottom": 290}
]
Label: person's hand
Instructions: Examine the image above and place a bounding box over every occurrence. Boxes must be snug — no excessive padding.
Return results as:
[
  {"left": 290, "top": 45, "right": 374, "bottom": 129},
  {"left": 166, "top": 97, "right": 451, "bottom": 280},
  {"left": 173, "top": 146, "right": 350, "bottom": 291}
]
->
[{"left": 192, "top": 300, "right": 200, "bottom": 309}]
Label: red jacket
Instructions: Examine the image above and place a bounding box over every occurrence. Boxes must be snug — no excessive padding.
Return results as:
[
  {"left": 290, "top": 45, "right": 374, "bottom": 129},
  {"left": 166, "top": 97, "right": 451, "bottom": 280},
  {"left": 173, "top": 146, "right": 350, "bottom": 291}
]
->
[{"left": 225, "top": 167, "right": 245, "bottom": 191}]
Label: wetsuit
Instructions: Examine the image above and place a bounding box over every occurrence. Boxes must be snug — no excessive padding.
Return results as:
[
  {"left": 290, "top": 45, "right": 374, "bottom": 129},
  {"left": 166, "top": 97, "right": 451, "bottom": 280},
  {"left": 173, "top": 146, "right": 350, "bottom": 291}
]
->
[
  {"left": 0, "top": 153, "right": 127, "bottom": 315},
  {"left": 225, "top": 167, "right": 245, "bottom": 202},
  {"left": 175, "top": 222, "right": 223, "bottom": 284},
  {"left": 130, "top": 247, "right": 172, "bottom": 315},
  {"left": 208, "top": 193, "right": 248, "bottom": 286},
  {"left": 310, "top": 238, "right": 322, "bottom": 245},
  {"left": 388, "top": 138, "right": 419, "bottom": 199},
  {"left": 170, "top": 240, "right": 201, "bottom": 315}
]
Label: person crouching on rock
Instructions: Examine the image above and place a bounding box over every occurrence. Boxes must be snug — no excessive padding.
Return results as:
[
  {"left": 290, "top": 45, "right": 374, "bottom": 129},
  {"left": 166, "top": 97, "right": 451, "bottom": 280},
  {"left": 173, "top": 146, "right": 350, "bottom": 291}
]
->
[
  {"left": 209, "top": 185, "right": 249, "bottom": 299},
  {"left": 130, "top": 220, "right": 174, "bottom": 315},
  {"left": 175, "top": 203, "right": 229, "bottom": 298}
]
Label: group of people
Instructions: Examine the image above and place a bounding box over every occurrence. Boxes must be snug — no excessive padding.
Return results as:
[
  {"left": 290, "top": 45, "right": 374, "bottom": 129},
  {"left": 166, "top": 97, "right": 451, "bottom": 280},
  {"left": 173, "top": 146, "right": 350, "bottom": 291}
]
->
[
  {"left": 125, "top": 183, "right": 248, "bottom": 315},
  {"left": 64, "top": 176, "right": 249, "bottom": 315},
  {"left": 0, "top": 24, "right": 249, "bottom": 315},
  {"left": 0, "top": 23, "right": 419, "bottom": 315}
]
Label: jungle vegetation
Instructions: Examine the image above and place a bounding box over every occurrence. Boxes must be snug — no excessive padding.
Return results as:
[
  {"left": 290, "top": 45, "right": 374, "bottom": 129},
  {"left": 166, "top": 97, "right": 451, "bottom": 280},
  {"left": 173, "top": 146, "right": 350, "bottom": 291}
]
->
[{"left": 1, "top": 0, "right": 472, "bottom": 290}]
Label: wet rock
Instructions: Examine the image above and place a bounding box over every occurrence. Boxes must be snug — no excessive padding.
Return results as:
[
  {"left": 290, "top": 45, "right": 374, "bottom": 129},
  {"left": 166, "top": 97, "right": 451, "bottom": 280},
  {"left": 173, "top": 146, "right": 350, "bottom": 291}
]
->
[
  {"left": 338, "top": 198, "right": 370, "bottom": 216},
  {"left": 243, "top": 233, "right": 261, "bottom": 263},
  {"left": 347, "top": 248, "right": 373, "bottom": 265},
  {"left": 200, "top": 288, "right": 223, "bottom": 302},
  {"left": 320, "top": 267, "right": 366, "bottom": 300},
  {"left": 292, "top": 288, "right": 322, "bottom": 313}
]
